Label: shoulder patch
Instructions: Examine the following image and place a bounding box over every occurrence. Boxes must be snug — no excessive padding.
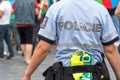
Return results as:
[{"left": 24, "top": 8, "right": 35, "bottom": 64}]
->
[{"left": 41, "top": 16, "right": 48, "bottom": 29}]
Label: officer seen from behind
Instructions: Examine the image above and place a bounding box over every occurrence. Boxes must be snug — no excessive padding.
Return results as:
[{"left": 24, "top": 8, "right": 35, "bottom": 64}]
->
[{"left": 22, "top": 0, "right": 120, "bottom": 80}]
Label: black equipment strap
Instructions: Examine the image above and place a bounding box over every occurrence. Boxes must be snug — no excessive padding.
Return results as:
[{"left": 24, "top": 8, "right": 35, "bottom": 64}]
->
[{"left": 63, "top": 65, "right": 96, "bottom": 75}]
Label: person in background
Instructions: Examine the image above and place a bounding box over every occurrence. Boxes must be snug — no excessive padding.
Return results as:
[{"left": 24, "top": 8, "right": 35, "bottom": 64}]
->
[
  {"left": 0, "top": 0, "right": 15, "bottom": 60},
  {"left": 4, "top": 0, "right": 22, "bottom": 57},
  {"left": 9, "top": 0, "right": 22, "bottom": 54},
  {"left": 22, "top": 0, "right": 120, "bottom": 80},
  {"left": 12, "top": 0, "right": 39, "bottom": 64},
  {"left": 9, "top": 12, "right": 22, "bottom": 55}
]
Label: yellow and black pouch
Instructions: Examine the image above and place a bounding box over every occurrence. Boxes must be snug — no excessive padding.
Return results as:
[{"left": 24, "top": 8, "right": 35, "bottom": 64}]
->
[{"left": 70, "top": 50, "right": 93, "bottom": 80}]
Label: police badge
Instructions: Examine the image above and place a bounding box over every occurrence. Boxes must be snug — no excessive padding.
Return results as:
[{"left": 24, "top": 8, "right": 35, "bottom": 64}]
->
[{"left": 41, "top": 16, "right": 48, "bottom": 29}]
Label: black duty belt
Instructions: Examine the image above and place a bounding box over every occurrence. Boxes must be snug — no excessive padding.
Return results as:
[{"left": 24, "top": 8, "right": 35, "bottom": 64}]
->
[{"left": 63, "top": 65, "right": 96, "bottom": 75}]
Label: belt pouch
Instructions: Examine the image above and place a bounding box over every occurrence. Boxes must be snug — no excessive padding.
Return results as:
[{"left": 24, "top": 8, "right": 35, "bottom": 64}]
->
[
  {"left": 96, "top": 62, "right": 110, "bottom": 80},
  {"left": 52, "top": 62, "right": 63, "bottom": 80},
  {"left": 42, "top": 66, "right": 54, "bottom": 80}
]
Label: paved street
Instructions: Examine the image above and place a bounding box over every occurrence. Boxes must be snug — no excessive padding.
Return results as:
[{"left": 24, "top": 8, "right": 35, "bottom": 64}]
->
[{"left": 0, "top": 45, "right": 118, "bottom": 80}]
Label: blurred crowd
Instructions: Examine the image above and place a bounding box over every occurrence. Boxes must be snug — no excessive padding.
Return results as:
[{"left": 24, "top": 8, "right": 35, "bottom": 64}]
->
[
  {"left": 0, "top": 0, "right": 58, "bottom": 64},
  {"left": 0, "top": 0, "right": 120, "bottom": 65}
]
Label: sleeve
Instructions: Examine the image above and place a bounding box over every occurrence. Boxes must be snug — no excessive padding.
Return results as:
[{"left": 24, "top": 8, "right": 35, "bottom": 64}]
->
[
  {"left": 38, "top": 7, "right": 57, "bottom": 44},
  {"left": 101, "top": 10, "right": 119, "bottom": 46}
]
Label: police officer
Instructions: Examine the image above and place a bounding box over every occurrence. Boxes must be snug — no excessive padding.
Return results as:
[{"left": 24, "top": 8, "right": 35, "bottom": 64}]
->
[{"left": 22, "top": 0, "right": 120, "bottom": 80}]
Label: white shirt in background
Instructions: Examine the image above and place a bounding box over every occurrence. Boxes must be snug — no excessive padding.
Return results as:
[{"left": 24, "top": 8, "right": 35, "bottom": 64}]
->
[{"left": 0, "top": 1, "right": 12, "bottom": 25}]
